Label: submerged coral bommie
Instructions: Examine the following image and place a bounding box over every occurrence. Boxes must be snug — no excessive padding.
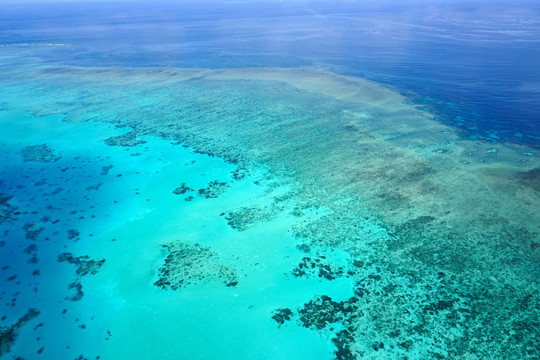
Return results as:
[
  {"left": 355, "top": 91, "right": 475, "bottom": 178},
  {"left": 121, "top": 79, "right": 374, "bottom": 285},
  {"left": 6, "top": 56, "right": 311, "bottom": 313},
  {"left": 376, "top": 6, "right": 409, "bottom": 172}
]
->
[
  {"left": 197, "top": 180, "right": 229, "bottom": 199},
  {"left": 154, "top": 242, "right": 238, "bottom": 290},
  {"left": 0, "top": 193, "right": 16, "bottom": 225},
  {"left": 20, "top": 144, "right": 60, "bottom": 162},
  {"left": 58, "top": 253, "right": 106, "bottom": 301},
  {"left": 172, "top": 183, "right": 193, "bottom": 195},
  {"left": 0, "top": 309, "right": 40, "bottom": 356}
]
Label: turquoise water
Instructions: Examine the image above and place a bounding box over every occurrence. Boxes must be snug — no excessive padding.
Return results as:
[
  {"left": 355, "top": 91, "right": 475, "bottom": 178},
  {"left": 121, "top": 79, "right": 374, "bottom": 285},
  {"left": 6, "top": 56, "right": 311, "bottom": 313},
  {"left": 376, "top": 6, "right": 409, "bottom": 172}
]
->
[
  {"left": 0, "top": 107, "right": 350, "bottom": 359},
  {"left": 1, "top": 2, "right": 539, "bottom": 360}
]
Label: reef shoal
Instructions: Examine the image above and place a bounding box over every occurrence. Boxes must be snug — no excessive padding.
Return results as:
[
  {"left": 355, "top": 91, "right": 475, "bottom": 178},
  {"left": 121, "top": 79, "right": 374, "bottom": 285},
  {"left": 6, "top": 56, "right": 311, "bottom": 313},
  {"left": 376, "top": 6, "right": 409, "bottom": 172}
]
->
[{"left": 0, "top": 63, "right": 538, "bottom": 359}]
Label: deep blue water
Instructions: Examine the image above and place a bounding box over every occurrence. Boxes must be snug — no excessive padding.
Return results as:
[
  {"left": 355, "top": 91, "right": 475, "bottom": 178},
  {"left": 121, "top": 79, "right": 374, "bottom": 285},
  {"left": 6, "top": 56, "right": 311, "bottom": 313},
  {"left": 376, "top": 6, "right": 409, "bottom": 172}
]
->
[{"left": 1, "top": 0, "right": 540, "bottom": 145}]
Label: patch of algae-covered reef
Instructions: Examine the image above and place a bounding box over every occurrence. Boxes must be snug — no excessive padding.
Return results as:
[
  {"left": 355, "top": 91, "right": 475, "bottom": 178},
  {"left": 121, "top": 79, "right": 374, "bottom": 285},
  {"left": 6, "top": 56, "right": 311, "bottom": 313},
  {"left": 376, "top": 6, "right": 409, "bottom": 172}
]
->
[{"left": 3, "top": 64, "right": 540, "bottom": 359}]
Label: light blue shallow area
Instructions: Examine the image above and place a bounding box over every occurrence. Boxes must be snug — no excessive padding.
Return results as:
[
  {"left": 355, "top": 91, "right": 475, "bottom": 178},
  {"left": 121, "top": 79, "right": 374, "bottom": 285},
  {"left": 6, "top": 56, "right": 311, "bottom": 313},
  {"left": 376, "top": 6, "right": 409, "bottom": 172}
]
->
[{"left": 0, "top": 109, "right": 356, "bottom": 359}]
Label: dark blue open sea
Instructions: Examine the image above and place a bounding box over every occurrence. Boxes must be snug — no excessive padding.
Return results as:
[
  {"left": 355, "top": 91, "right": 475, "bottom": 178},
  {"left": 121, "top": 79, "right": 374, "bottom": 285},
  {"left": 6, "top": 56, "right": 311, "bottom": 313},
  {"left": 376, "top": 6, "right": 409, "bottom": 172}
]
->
[
  {"left": 2, "top": 0, "right": 540, "bottom": 145},
  {"left": 0, "top": 1, "right": 539, "bottom": 359}
]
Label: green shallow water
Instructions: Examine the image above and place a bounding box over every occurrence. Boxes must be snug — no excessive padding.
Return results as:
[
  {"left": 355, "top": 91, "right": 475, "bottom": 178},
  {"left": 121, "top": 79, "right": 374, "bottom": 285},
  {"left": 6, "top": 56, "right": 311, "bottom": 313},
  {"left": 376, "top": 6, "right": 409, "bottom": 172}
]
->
[{"left": 0, "top": 59, "right": 539, "bottom": 359}]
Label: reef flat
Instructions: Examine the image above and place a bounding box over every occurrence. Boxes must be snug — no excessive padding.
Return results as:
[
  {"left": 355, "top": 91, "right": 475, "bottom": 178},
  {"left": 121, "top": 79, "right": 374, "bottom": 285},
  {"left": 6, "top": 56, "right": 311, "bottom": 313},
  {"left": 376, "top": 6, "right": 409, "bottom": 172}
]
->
[{"left": 0, "top": 59, "right": 538, "bottom": 359}]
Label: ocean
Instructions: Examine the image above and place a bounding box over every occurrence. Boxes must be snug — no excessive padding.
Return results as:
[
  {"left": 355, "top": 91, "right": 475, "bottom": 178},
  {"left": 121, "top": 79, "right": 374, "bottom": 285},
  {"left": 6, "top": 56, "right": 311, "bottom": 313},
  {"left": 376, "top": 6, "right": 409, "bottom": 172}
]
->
[{"left": 0, "top": 1, "right": 539, "bottom": 359}]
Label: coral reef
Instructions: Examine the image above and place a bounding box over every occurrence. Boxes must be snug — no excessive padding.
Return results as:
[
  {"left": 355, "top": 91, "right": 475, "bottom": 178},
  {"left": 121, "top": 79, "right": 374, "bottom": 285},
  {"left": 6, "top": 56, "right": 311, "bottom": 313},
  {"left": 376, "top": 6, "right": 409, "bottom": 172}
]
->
[
  {"left": 230, "top": 166, "right": 249, "bottom": 180},
  {"left": 297, "top": 295, "right": 359, "bottom": 331},
  {"left": 24, "top": 244, "right": 39, "bottom": 264},
  {"left": 104, "top": 131, "right": 146, "bottom": 147},
  {"left": 154, "top": 242, "right": 238, "bottom": 290},
  {"left": 172, "top": 183, "right": 193, "bottom": 195},
  {"left": 197, "top": 180, "right": 229, "bottom": 199},
  {"left": 101, "top": 165, "right": 113, "bottom": 175},
  {"left": 2, "top": 66, "right": 539, "bottom": 358},
  {"left": 20, "top": 144, "right": 60, "bottom": 162},
  {"left": 275, "top": 249, "right": 540, "bottom": 359},
  {"left": 58, "top": 253, "right": 105, "bottom": 301},
  {"left": 23, "top": 222, "right": 43, "bottom": 240},
  {"left": 517, "top": 167, "right": 540, "bottom": 192},
  {"left": 271, "top": 308, "right": 293, "bottom": 327},
  {"left": 0, "top": 309, "right": 40, "bottom": 356},
  {"left": 224, "top": 206, "right": 276, "bottom": 231},
  {"left": 0, "top": 193, "right": 16, "bottom": 225},
  {"left": 291, "top": 257, "right": 345, "bottom": 281},
  {"left": 67, "top": 229, "right": 80, "bottom": 241}
]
